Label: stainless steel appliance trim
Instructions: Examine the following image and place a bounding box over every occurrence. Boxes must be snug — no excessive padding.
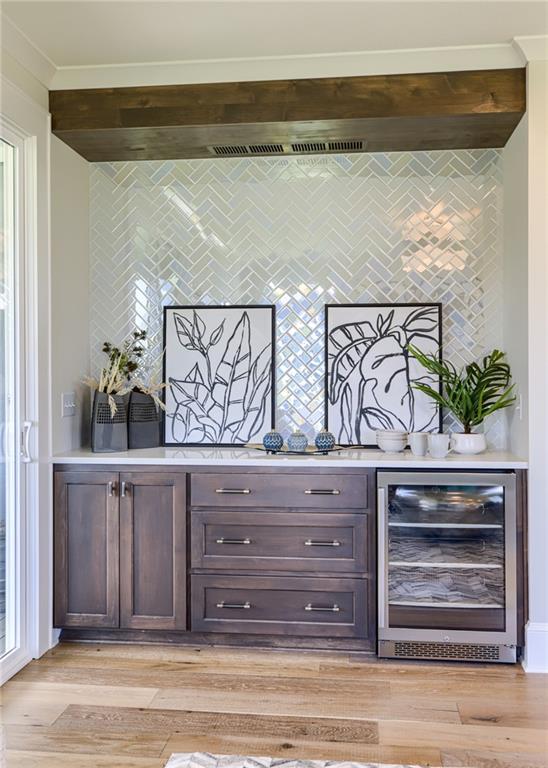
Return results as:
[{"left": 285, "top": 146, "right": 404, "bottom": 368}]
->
[
  {"left": 376, "top": 471, "right": 518, "bottom": 649},
  {"left": 377, "top": 486, "right": 388, "bottom": 629}
]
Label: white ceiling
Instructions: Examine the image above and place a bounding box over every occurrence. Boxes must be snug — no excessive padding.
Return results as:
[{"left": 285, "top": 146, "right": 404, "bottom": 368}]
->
[{"left": 3, "top": 0, "right": 548, "bottom": 68}]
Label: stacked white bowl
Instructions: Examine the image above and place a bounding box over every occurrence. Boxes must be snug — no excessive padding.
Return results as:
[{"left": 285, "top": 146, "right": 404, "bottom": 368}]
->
[{"left": 376, "top": 429, "right": 408, "bottom": 452}]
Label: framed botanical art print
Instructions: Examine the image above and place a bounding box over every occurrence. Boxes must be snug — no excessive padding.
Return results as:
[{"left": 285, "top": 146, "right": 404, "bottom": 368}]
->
[
  {"left": 325, "top": 303, "right": 442, "bottom": 447},
  {"left": 163, "top": 305, "right": 275, "bottom": 446}
]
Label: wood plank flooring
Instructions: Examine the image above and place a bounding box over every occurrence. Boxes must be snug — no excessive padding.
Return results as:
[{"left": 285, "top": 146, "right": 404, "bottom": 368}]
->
[{"left": 1, "top": 642, "right": 547, "bottom": 768}]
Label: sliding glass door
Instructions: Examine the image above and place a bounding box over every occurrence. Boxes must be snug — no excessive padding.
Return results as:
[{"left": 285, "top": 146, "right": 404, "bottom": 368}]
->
[{"left": 0, "top": 134, "right": 29, "bottom": 678}]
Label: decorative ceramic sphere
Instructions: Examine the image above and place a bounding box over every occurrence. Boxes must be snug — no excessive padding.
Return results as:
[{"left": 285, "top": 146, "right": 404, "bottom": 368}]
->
[
  {"left": 315, "top": 428, "right": 336, "bottom": 452},
  {"left": 287, "top": 429, "right": 308, "bottom": 452},
  {"left": 262, "top": 429, "right": 284, "bottom": 452}
]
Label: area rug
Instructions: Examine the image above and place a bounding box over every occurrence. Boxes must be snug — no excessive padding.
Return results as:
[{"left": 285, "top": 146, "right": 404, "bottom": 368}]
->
[{"left": 164, "top": 753, "right": 423, "bottom": 768}]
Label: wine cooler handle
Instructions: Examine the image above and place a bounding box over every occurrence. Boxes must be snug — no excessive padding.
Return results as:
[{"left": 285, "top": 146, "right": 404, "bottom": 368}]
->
[{"left": 377, "top": 486, "right": 388, "bottom": 629}]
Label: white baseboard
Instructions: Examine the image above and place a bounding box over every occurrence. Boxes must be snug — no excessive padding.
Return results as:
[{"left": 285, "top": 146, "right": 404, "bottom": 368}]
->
[{"left": 522, "top": 622, "right": 548, "bottom": 672}]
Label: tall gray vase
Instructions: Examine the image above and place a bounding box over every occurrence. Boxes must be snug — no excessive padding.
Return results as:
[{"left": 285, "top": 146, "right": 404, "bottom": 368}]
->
[
  {"left": 91, "top": 391, "right": 128, "bottom": 453},
  {"left": 128, "top": 390, "right": 160, "bottom": 449}
]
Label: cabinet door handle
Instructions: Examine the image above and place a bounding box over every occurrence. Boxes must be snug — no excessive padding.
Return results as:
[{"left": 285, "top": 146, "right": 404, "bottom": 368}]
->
[
  {"left": 215, "top": 488, "right": 251, "bottom": 495},
  {"left": 121, "top": 481, "right": 131, "bottom": 498},
  {"left": 107, "top": 481, "right": 116, "bottom": 497},
  {"left": 304, "top": 603, "right": 340, "bottom": 612},
  {"left": 304, "top": 489, "right": 340, "bottom": 495},
  {"left": 216, "top": 537, "right": 252, "bottom": 545},
  {"left": 304, "top": 539, "right": 341, "bottom": 547},
  {"left": 216, "top": 601, "right": 251, "bottom": 609}
]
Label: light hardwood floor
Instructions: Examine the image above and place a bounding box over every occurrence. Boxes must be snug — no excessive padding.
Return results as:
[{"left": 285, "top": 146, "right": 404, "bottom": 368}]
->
[{"left": 1, "top": 642, "right": 547, "bottom": 768}]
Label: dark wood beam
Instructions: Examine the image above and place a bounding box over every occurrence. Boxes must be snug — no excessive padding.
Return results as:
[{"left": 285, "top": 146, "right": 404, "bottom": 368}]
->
[{"left": 49, "top": 69, "right": 526, "bottom": 161}]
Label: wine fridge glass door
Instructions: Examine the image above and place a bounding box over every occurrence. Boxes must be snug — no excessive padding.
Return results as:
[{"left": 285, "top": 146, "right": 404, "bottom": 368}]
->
[{"left": 378, "top": 473, "right": 517, "bottom": 643}]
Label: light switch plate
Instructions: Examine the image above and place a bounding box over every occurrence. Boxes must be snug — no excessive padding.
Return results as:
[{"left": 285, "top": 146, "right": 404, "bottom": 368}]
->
[{"left": 62, "top": 392, "right": 76, "bottom": 418}]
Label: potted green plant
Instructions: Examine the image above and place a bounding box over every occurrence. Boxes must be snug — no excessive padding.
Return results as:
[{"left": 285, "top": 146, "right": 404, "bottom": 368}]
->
[
  {"left": 407, "top": 346, "right": 516, "bottom": 454},
  {"left": 84, "top": 330, "right": 146, "bottom": 452}
]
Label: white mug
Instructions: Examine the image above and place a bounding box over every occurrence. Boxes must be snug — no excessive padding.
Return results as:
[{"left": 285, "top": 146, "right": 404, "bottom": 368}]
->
[
  {"left": 427, "top": 433, "right": 452, "bottom": 459},
  {"left": 409, "top": 432, "right": 428, "bottom": 457}
]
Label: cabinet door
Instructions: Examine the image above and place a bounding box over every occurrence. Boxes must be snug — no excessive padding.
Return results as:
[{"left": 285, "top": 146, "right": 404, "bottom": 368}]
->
[
  {"left": 54, "top": 471, "right": 119, "bottom": 628},
  {"left": 120, "top": 472, "right": 187, "bottom": 630}
]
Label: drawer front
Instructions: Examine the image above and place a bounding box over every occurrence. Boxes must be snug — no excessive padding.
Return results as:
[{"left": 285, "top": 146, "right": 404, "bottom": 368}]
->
[
  {"left": 191, "top": 574, "right": 369, "bottom": 638},
  {"left": 191, "top": 510, "right": 368, "bottom": 573},
  {"left": 191, "top": 472, "right": 368, "bottom": 509}
]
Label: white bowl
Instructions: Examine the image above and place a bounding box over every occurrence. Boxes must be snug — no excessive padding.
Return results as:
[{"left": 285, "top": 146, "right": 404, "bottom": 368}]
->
[
  {"left": 376, "top": 430, "right": 407, "bottom": 452},
  {"left": 378, "top": 442, "right": 406, "bottom": 453}
]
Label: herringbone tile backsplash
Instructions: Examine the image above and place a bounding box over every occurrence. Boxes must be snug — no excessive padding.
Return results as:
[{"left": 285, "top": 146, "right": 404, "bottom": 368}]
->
[{"left": 90, "top": 150, "right": 505, "bottom": 445}]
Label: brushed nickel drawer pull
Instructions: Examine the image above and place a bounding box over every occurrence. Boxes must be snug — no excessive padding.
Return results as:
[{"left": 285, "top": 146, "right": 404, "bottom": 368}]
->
[
  {"left": 304, "top": 539, "right": 341, "bottom": 547},
  {"left": 305, "top": 603, "right": 340, "bottom": 612},
  {"left": 216, "top": 601, "right": 251, "bottom": 609},
  {"left": 121, "top": 481, "right": 131, "bottom": 498},
  {"left": 304, "top": 489, "right": 340, "bottom": 495},
  {"left": 216, "top": 537, "right": 252, "bottom": 545},
  {"left": 107, "top": 481, "right": 116, "bottom": 497},
  {"left": 215, "top": 488, "right": 251, "bottom": 495}
]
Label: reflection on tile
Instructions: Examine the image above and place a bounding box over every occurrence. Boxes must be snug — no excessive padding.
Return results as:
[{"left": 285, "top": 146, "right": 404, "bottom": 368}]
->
[{"left": 90, "top": 150, "right": 504, "bottom": 444}]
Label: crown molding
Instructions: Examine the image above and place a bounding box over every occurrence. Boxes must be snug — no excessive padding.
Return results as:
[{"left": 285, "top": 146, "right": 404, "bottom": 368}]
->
[
  {"left": 49, "top": 42, "right": 522, "bottom": 91},
  {"left": 513, "top": 35, "right": 548, "bottom": 63},
  {"left": 1, "top": 13, "right": 57, "bottom": 89}
]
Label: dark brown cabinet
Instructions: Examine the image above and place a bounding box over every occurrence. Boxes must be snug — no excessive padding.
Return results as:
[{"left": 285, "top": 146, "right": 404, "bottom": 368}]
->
[
  {"left": 120, "top": 472, "right": 186, "bottom": 630},
  {"left": 54, "top": 471, "right": 120, "bottom": 628},
  {"left": 54, "top": 469, "right": 187, "bottom": 632},
  {"left": 192, "top": 574, "right": 369, "bottom": 638},
  {"left": 189, "top": 469, "right": 375, "bottom": 649}
]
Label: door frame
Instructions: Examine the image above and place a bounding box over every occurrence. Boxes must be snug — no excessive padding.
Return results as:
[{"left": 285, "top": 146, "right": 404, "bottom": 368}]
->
[
  {"left": 0, "top": 83, "right": 50, "bottom": 682},
  {"left": 0, "top": 119, "right": 32, "bottom": 683}
]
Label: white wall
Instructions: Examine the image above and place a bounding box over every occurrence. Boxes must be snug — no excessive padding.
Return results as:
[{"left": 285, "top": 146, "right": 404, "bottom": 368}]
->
[
  {"left": 524, "top": 58, "right": 548, "bottom": 672},
  {"left": 502, "top": 116, "right": 529, "bottom": 458},
  {"left": 50, "top": 136, "right": 90, "bottom": 452}
]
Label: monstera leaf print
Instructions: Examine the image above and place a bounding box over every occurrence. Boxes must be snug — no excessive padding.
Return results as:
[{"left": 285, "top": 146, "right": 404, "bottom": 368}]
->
[
  {"left": 327, "top": 304, "right": 441, "bottom": 445},
  {"left": 166, "top": 307, "right": 273, "bottom": 445}
]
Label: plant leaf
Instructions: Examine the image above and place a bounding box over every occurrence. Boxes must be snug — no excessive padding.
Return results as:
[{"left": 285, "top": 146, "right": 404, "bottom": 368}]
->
[
  {"left": 234, "top": 344, "right": 272, "bottom": 441},
  {"left": 192, "top": 310, "right": 206, "bottom": 343},
  {"left": 328, "top": 320, "right": 377, "bottom": 403},
  {"left": 209, "top": 320, "right": 225, "bottom": 348},
  {"left": 174, "top": 314, "right": 196, "bottom": 349},
  {"left": 211, "top": 311, "right": 252, "bottom": 438}
]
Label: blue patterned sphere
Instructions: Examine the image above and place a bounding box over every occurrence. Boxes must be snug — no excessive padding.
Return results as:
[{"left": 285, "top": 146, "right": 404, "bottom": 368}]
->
[
  {"left": 262, "top": 430, "right": 284, "bottom": 452},
  {"left": 287, "top": 429, "right": 309, "bottom": 452},
  {"left": 315, "top": 428, "right": 336, "bottom": 452}
]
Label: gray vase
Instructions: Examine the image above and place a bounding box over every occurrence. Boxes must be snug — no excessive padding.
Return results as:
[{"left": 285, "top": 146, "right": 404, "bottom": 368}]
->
[
  {"left": 128, "top": 390, "right": 160, "bottom": 449},
  {"left": 91, "top": 391, "right": 128, "bottom": 453}
]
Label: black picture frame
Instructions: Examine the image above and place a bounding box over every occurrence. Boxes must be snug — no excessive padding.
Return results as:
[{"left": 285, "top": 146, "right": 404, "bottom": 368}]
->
[
  {"left": 162, "top": 304, "right": 276, "bottom": 447},
  {"left": 324, "top": 302, "right": 443, "bottom": 447}
]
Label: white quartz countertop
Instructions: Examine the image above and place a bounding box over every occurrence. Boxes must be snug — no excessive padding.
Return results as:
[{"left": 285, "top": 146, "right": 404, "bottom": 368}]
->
[{"left": 53, "top": 447, "right": 528, "bottom": 469}]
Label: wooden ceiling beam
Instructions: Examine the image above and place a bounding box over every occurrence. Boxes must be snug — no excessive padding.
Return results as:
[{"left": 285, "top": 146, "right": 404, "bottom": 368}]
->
[{"left": 49, "top": 68, "right": 526, "bottom": 161}]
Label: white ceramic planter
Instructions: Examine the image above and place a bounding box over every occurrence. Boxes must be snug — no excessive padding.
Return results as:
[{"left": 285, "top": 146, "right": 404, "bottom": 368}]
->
[{"left": 450, "top": 432, "right": 487, "bottom": 454}]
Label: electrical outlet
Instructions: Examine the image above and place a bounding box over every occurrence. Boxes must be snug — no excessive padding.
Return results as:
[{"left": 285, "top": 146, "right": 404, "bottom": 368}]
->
[{"left": 62, "top": 392, "right": 77, "bottom": 418}]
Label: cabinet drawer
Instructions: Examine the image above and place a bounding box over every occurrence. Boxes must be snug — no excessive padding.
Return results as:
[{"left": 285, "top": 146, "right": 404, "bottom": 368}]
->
[
  {"left": 191, "top": 510, "right": 368, "bottom": 573},
  {"left": 191, "top": 472, "right": 368, "bottom": 509},
  {"left": 191, "top": 574, "right": 369, "bottom": 638}
]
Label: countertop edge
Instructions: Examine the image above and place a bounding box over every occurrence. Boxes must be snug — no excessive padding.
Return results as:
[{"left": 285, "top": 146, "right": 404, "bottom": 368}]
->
[{"left": 50, "top": 449, "right": 528, "bottom": 470}]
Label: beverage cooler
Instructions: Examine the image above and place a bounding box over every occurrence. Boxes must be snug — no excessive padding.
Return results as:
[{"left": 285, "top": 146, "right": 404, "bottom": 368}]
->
[{"left": 377, "top": 472, "right": 517, "bottom": 663}]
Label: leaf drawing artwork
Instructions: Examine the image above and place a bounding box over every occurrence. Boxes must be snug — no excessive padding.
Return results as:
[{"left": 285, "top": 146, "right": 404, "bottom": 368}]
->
[
  {"left": 325, "top": 304, "right": 442, "bottom": 446},
  {"left": 163, "top": 306, "right": 275, "bottom": 446}
]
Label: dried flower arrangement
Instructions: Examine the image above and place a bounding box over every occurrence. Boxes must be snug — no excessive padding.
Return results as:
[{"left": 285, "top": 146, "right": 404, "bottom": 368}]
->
[{"left": 84, "top": 330, "right": 148, "bottom": 416}]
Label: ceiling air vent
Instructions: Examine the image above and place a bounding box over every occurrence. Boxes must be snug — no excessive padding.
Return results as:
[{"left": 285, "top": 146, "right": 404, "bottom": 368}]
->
[
  {"left": 291, "top": 142, "right": 327, "bottom": 153},
  {"left": 248, "top": 144, "right": 284, "bottom": 154},
  {"left": 328, "top": 139, "right": 364, "bottom": 152},
  {"left": 211, "top": 145, "right": 249, "bottom": 156}
]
